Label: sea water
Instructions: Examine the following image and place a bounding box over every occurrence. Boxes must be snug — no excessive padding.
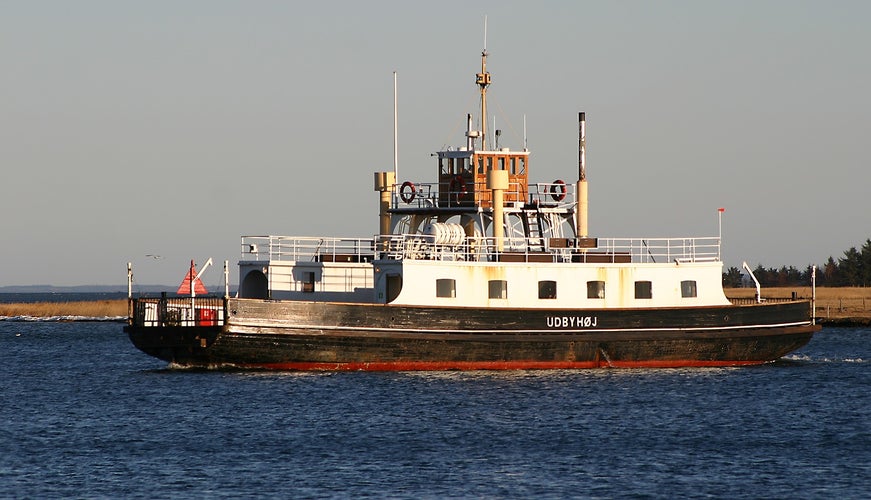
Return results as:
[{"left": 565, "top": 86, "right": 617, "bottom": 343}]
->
[{"left": 0, "top": 321, "right": 868, "bottom": 499}]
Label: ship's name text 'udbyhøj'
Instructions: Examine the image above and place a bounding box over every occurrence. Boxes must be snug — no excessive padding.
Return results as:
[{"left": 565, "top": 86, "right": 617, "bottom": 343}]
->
[{"left": 546, "top": 316, "right": 599, "bottom": 328}]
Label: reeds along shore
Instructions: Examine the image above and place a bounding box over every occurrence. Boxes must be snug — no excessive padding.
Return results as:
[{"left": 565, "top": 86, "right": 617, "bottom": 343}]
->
[
  {"left": 0, "top": 290, "right": 869, "bottom": 323},
  {"left": 0, "top": 300, "right": 128, "bottom": 318}
]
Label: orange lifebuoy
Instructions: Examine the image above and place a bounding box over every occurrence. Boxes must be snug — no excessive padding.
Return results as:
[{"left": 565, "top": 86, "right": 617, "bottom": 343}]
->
[
  {"left": 550, "top": 179, "right": 567, "bottom": 202},
  {"left": 400, "top": 181, "right": 416, "bottom": 203}
]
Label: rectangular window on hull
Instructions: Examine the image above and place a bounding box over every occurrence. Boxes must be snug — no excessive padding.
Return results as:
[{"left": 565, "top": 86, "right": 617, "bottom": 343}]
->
[
  {"left": 436, "top": 279, "right": 456, "bottom": 298},
  {"left": 538, "top": 280, "right": 557, "bottom": 299},
  {"left": 635, "top": 281, "right": 652, "bottom": 299},
  {"left": 489, "top": 280, "right": 508, "bottom": 299},
  {"left": 681, "top": 280, "right": 697, "bottom": 298},
  {"left": 587, "top": 280, "right": 605, "bottom": 299}
]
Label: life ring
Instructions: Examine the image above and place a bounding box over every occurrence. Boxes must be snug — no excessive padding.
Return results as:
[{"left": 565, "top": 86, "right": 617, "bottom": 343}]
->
[
  {"left": 449, "top": 175, "right": 467, "bottom": 203},
  {"left": 550, "top": 179, "right": 567, "bottom": 202},
  {"left": 400, "top": 181, "right": 416, "bottom": 203}
]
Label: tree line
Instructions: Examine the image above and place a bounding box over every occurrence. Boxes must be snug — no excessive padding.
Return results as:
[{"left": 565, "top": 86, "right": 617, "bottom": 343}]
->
[{"left": 723, "top": 239, "right": 871, "bottom": 288}]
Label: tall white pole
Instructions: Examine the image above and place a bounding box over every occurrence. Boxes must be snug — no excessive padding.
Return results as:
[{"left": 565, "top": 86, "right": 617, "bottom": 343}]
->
[
  {"left": 393, "top": 71, "right": 398, "bottom": 182},
  {"left": 718, "top": 207, "right": 725, "bottom": 261},
  {"left": 190, "top": 259, "right": 196, "bottom": 325},
  {"left": 812, "top": 265, "right": 817, "bottom": 325}
]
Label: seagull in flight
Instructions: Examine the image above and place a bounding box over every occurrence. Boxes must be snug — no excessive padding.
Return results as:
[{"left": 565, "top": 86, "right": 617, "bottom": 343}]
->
[{"left": 146, "top": 254, "right": 163, "bottom": 259}]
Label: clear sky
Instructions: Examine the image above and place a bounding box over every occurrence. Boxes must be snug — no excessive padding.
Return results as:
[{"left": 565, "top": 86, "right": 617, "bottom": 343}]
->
[{"left": 2, "top": 1, "right": 869, "bottom": 287}]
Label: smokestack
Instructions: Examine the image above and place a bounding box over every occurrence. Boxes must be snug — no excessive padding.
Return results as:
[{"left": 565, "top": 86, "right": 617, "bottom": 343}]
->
[
  {"left": 374, "top": 171, "right": 395, "bottom": 237},
  {"left": 487, "top": 169, "right": 509, "bottom": 252}
]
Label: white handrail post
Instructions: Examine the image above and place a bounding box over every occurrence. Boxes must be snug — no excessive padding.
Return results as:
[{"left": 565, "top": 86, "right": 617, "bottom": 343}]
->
[{"left": 743, "top": 261, "right": 762, "bottom": 303}]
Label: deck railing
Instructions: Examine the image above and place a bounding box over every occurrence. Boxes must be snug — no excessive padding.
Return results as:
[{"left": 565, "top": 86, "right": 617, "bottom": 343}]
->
[
  {"left": 129, "top": 296, "right": 227, "bottom": 328},
  {"left": 241, "top": 235, "right": 721, "bottom": 264},
  {"left": 241, "top": 236, "right": 376, "bottom": 263},
  {"left": 728, "top": 297, "right": 797, "bottom": 305}
]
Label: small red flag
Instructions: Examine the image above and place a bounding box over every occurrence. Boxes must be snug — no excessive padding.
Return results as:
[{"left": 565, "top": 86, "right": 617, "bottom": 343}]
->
[
  {"left": 177, "top": 259, "right": 208, "bottom": 295},
  {"left": 718, "top": 207, "right": 725, "bottom": 213}
]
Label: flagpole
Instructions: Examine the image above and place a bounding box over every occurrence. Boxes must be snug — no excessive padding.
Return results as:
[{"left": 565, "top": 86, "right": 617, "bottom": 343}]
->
[
  {"left": 718, "top": 208, "right": 725, "bottom": 261},
  {"left": 190, "top": 259, "right": 196, "bottom": 326}
]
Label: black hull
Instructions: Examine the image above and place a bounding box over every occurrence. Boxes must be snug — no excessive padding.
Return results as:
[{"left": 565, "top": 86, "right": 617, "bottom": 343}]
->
[{"left": 125, "top": 299, "right": 819, "bottom": 370}]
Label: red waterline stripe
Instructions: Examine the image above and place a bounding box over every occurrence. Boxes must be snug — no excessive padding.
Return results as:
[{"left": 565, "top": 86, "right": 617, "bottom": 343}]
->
[{"left": 240, "top": 359, "right": 767, "bottom": 371}]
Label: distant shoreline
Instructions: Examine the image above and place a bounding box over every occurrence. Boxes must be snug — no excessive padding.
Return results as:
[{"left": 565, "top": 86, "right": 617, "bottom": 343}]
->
[{"left": 1, "top": 288, "right": 869, "bottom": 325}]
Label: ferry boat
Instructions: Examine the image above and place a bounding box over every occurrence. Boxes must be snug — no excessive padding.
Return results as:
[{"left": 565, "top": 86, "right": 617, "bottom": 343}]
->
[{"left": 124, "top": 42, "right": 819, "bottom": 370}]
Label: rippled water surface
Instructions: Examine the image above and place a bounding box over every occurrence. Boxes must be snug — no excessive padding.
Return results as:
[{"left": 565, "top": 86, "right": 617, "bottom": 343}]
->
[{"left": 1, "top": 323, "right": 868, "bottom": 498}]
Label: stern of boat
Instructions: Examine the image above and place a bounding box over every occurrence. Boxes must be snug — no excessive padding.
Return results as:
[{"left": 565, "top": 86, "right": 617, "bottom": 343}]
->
[{"left": 124, "top": 296, "right": 227, "bottom": 365}]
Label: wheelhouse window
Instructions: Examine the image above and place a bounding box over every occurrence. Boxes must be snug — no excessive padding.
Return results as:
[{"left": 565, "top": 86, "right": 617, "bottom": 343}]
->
[
  {"left": 635, "top": 281, "right": 652, "bottom": 299},
  {"left": 587, "top": 280, "right": 605, "bottom": 299},
  {"left": 681, "top": 280, "right": 697, "bottom": 298},
  {"left": 489, "top": 280, "right": 508, "bottom": 299},
  {"left": 538, "top": 280, "right": 557, "bottom": 299},
  {"left": 436, "top": 279, "right": 456, "bottom": 298}
]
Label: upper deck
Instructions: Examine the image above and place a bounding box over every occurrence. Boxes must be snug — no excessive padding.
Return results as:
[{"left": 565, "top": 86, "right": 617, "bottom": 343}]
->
[{"left": 240, "top": 234, "right": 721, "bottom": 265}]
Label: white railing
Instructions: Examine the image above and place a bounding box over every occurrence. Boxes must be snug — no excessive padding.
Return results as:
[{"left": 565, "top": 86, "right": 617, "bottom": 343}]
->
[
  {"left": 241, "top": 235, "right": 721, "bottom": 264},
  {"left": 241, "top": 236, "right": 376, "bottom": 263}
]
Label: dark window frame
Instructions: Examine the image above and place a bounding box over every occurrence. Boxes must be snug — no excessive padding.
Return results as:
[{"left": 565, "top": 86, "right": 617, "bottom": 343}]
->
[
  {"left": 635, "top": 281, "right": 652, "bottom": 299},
  {"left": 587, "top": 280, "right": 605, "bottom": 299},
  {"left": 436, "top": 278, "right": 456, "bottom": 298},
  {"left": 681, "top": 280, "right": 697, "bottom": 298},
  {"left": 488, "top": 280, "right": 508, "bottom": 299},
  {"left": 538, "top": 280, "right": 557, "bottom": 299}
]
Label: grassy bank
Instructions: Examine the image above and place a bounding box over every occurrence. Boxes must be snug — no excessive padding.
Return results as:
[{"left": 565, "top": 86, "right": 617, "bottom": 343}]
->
[
  {"left": 724, "top": 286, "right": 871, "bottom": 322},
  {"left": 0, "top": 299, "right": 128, "bottom": 318}
]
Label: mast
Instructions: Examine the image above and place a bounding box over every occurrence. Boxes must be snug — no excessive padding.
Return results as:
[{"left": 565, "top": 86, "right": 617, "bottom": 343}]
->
[
  {"left": 393, "top": 71, "right": 398, "bottom": 181},
  {"left": 476, "top": 16, "right": 491, "bottom": 150},
  {"left": 576, "top": 112, "right": 588, "bottom": 238}
]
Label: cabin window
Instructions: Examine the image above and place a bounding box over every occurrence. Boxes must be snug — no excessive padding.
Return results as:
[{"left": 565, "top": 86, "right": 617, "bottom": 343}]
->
[
  {"left": 476, "top": 156, "right": 484, "bottom": 174},
  {"left": 498, "top": 157, "right": 507, "bottom": 171},
  {"left": 635, "top": 281, "right": 652, "bottom": 299},
  {"left": 518, "top": 157, "right": 527, "bottom": 175},
  {"left": 681, "top": 280, "right": 697, "bottom": 298},
  {"left": 510, "top": 157, "right": 517, "bottom": 175},
  {"left": 587, "top": 280, "right": 605, "bottom": 299},
  {"left": 436, "top": 279, "right": 456, "bottom": 298},
  {"left": 538, "top": 280, "right": 557, "bottom": 299},
  {"left": 489, "top": 280, "right": 508, "bottom": 299},
  {"left": 457, "top": 157, "right": 468, "bottom": 174}
]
